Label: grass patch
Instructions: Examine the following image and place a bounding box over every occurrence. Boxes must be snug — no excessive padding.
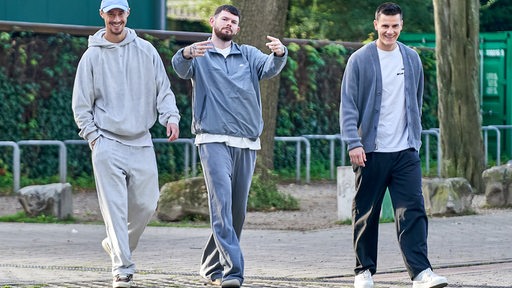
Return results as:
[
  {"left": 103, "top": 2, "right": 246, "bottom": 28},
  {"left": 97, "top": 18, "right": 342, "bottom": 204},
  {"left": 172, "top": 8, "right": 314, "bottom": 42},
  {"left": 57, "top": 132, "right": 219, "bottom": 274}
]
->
[
  {"left": 148, "top": 219, "right": 210, "bottom": 228},
  {"left": 0, "top": 211, "right": 75, "bottom": 224},
  {"left": 148, "top": 214, "right": 210, "bottom": 228},
  {"left": 0, "top": 211, "right": 211, "bottom": 228}
]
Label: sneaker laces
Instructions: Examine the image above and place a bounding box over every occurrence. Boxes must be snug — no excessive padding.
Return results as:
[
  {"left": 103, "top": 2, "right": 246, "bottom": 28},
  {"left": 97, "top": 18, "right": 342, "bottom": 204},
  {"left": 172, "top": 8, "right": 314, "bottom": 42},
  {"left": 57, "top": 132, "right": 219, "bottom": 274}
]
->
[
  {"left": 114, "top": 274, "right": 133, "bottom": 282},
  {"left": 358, "top": 270, "right": 372, "bottom": 280}
]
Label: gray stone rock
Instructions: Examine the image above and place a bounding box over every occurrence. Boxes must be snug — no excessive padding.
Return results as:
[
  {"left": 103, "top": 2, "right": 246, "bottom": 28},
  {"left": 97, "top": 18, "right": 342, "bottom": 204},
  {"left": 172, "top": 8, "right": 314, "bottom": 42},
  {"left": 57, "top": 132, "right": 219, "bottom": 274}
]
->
[
  {"left": 157, "top": 177, "right": 209, "bottom": 222},
  {"left": 482, "top": 165, "right": 512, "bottom": 207},
  {"left": 17, "top": 183, "right": 73, "bottom": 219},
  {"left": 422, "top": 178, "right": 474, "bottom": 215}
]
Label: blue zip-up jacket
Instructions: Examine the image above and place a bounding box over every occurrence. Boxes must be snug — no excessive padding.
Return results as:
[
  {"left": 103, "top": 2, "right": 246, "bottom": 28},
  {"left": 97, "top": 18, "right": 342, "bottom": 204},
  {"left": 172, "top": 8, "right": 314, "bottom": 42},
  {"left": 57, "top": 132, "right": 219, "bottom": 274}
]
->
[
  {"left": 172, "top": 42, "right": 287, "bottom": 140},
  {"left": 339, "top": 41, "right": 424, "bottom": 152}
]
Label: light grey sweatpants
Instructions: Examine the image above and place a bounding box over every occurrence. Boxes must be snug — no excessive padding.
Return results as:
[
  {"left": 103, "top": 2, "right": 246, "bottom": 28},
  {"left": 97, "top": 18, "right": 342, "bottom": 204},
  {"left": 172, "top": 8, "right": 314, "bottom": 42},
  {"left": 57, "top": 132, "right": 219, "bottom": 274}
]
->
[
  {"left": 92, "top": 136, "right": 160, "bottom": 276},
  {"left": 198, "top": 143, "right": 257, "bottom": 284}
]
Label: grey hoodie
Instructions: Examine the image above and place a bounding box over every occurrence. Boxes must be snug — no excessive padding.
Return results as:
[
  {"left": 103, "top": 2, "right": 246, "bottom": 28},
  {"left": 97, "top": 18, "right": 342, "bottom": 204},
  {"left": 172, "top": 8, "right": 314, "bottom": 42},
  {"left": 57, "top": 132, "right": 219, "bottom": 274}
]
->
[{"left": 72, "top": 28, "right": 180, "bottom": 147}]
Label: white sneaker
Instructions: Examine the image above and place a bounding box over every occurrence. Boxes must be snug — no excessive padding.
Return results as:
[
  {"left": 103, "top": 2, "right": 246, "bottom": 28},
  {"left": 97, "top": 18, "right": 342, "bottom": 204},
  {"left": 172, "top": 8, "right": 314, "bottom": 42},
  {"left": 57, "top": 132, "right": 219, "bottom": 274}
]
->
[
  {"left": 412, "top": 268, "right": 448, "bottom": 288},
  {"left": 112, "top": 274, "right": 133, "bottom": 288},
  {"left": 354, "top": 270, "right": 374, "bottom": 288},
  {"left": 102, "top": 238, "right": 112, "bottom": 257}
]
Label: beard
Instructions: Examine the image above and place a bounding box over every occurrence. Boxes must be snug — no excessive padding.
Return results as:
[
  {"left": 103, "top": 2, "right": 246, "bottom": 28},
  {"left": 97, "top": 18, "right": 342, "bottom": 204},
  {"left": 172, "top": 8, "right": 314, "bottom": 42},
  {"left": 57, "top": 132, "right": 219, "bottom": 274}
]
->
[{"left": 214, "top": 26, "right": 234, "bottom": 42}]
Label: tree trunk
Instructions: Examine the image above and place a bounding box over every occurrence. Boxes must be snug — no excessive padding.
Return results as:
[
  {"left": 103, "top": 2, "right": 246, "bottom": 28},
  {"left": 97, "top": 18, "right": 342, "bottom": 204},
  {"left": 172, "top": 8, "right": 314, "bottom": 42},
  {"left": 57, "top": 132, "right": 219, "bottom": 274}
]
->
[
  {"left": 231, "top": 0, "right": 289, "bottom": 174},
  {"left": 433, "top": 0, "right": 485, "bottom": 192}
]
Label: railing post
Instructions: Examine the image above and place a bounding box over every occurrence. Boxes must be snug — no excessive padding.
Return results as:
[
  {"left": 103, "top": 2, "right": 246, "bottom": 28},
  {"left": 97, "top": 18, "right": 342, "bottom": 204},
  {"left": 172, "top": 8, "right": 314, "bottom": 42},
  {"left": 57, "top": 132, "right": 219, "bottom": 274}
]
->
[
  {"left": 274, "top": 136, "right": 310, "bottom": 183},
  {"left": 303, "top": 134, "right": 342, "bottom": 180},
  {"left": 421, "top": 129, "right": 441, "bottom": 177},
  {"left": 0, "top": 141, "right": 20, "bottom": 192},
  {"left": 152, "top": 138, "right": 196, "bottom": 178},
  {"left": 17, "top": 140, "right": 67, "bottom": 184},
  {"left": 481, "top": 126, "right": 501, "bottom": 166}
]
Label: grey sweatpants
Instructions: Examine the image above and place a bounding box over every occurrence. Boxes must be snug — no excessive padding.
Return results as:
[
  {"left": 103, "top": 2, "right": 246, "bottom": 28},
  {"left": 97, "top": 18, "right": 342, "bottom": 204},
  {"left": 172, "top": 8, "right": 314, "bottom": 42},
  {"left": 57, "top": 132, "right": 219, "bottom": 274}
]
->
[
  {"left": 92, "top": 136, "right": 160, "bottom": 276},
  {"left": 198, "top": 143, "right": 257, "bottom": 284}
]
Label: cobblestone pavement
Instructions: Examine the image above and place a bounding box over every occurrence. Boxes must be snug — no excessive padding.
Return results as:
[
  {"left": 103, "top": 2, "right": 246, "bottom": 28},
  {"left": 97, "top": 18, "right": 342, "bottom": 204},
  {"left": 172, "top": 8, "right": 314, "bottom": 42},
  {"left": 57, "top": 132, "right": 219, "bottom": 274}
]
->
[
  {"left": 1, "top": 209, "right": 511, "bottom": 287},
  {"left": 2, "top": 262, "right": 512, "bottom": 287}
]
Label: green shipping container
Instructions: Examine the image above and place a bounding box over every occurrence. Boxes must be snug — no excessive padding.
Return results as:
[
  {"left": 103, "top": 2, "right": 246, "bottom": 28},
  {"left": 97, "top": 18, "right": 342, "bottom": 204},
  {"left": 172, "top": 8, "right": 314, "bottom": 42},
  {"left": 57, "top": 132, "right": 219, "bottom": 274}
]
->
[
  {"left": 0, "top": 0, "right": 167, "bottom": 30},
  {"left": 400, "top": 31, "right": 512, "bottom": 159}
]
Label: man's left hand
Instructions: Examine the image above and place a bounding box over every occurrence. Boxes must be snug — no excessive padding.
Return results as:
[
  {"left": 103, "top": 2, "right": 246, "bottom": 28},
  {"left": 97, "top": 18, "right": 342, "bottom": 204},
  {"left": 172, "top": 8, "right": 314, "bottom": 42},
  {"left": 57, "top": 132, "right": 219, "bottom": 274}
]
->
[{"left": 266, "top": 36, "right": 286, "bottom": 57}]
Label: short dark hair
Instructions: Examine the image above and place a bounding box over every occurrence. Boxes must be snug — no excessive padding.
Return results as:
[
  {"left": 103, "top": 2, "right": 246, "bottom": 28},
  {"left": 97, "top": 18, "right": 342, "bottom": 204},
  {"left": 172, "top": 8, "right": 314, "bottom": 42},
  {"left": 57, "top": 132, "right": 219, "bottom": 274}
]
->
[
  {"left": 375, "top": 2, "right": 402, "bottom": 20},
  {"left": 214, "top": 5, "right": 241, "bottom": 19}
]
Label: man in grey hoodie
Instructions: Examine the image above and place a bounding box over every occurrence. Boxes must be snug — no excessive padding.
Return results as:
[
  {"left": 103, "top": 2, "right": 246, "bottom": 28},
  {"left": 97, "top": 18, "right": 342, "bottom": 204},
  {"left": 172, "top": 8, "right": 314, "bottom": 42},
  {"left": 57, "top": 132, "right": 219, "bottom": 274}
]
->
[
  {"left": 172, "top": 4, "right": 287, "bottom": 288},
  {"left": 72, "top": 0, "right": 180, "bottom": 287}
]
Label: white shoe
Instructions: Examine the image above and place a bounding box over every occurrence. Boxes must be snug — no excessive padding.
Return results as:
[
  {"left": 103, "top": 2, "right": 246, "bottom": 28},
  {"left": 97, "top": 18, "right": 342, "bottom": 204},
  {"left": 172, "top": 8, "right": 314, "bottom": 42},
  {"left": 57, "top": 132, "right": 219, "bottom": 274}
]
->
[
  {"left": 102, "top": 238, "right": 112, "bottom": 257},
  {"left": 354, "top": 270, "right": 374, "bottom": 288},
  {"left": 412, "top": 268, "right": 448, "bottom": 288},
  {"left": 112, "top": 274, "right": 133, "bottom": 288}
]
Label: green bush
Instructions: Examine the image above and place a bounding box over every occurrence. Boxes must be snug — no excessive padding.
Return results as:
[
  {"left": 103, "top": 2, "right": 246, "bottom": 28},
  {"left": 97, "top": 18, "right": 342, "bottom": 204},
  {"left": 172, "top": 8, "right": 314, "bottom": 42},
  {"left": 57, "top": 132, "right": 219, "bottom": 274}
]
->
[{"left": 248, "top": 172, "right": 299, "bottom": 211}]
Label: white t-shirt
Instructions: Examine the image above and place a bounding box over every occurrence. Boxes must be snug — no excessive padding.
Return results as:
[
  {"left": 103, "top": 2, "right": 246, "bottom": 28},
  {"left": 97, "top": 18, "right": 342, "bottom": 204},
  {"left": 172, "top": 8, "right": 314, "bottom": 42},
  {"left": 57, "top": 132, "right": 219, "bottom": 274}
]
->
[{"left": 375, "top": 46, "right": 409, "bottom": 152}]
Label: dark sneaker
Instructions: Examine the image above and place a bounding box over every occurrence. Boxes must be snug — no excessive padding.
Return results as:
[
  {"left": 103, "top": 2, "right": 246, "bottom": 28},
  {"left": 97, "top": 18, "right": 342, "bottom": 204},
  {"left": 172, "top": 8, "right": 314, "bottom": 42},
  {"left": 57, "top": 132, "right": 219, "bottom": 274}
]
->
[{"left": 113, "top": 274, "right": 133, "bottom": 288}]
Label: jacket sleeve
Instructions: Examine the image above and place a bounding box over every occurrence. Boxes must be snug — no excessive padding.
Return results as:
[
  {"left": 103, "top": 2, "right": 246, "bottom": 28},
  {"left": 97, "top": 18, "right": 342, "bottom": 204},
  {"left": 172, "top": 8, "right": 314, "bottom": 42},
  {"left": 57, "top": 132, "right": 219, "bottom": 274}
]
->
[
  {"left": 171, "top": 47, "right": 194, "bottom": 80},
  {"left": 71, "top": 51, "right": 100, "bottom": 143},
  {"left": 340, "top": 55, "right": 363, "bottom": 151},
  {"left": 153, "top": 48, "right": 181, "bottom": 126},
  {"left": 245, "top": 45, "right": 288, "bottom": 81}
]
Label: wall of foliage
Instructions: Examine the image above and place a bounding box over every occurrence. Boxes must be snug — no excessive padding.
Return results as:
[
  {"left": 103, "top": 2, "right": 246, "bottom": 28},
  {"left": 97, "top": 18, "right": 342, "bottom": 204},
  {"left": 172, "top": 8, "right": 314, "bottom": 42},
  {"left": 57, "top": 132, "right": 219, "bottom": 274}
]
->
[{"left": 0, "top": 30, "right": 437, "bottom": 187}]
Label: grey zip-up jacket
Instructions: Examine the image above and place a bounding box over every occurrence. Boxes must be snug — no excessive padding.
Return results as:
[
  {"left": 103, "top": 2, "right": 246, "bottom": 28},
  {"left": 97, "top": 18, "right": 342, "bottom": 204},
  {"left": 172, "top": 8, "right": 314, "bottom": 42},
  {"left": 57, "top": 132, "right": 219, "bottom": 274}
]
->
[
  {"left": 72, "top": 28, "right": 180, "bottom": 147},
  {"left": 172, "top": 42, "right": 287, "bottom": 139},
  {"left": 340, "top": 41, "right": 424, "bottom": 152}
]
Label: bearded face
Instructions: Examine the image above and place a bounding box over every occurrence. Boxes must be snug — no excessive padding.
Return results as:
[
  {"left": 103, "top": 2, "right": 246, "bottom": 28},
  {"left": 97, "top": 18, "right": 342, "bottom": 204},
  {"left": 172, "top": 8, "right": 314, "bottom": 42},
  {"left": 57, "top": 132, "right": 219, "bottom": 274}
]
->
[
  {"left": 213, "top": 25, "right": 235, "bottom": 41},
  {"left": 210, "top": 10, "right": 240, "bottom": 42}
]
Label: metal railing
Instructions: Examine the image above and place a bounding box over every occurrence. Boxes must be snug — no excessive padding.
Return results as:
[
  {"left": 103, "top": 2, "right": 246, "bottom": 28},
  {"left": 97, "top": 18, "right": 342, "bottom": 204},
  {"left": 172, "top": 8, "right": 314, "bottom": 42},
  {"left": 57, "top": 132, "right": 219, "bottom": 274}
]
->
[
  {"left": 0, "top": 141, "right": 20, "bottom": 192},
  {"left": 152, "top": 138, "right": 197, "bottom": 177},
  {"left": 422, "top": 129, "right": 441, "bottom": 176},
  {"left": 1, "top": 128, "right": 510, "bottom": 192},
  {"left": 482, "top": 125, "right": 501, "bottom": 166},
  {"left": 274, "top": 136, "right": 311, "bottom": 183},
  {"left": 303, "top": 134, "right": 343, "bottom": 180},
  {"left": 18, "top": 140, "right": 67, "bottom": 184},
  {"left": 337, "top": 130, "right": 442, "bottom": 177},
  {"left": 64, "top": 138, "right": 198, "bottom": 178},
  {"left": 487, "top": 125, "right": 512, "bottom": 158}
]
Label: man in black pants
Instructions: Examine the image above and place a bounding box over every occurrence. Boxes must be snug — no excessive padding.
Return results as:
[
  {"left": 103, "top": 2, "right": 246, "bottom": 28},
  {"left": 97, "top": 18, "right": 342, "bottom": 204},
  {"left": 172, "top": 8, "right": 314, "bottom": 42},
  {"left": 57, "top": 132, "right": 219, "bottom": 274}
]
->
[{"left": 339, "top": 2, "right": 448, "bottom": 288}]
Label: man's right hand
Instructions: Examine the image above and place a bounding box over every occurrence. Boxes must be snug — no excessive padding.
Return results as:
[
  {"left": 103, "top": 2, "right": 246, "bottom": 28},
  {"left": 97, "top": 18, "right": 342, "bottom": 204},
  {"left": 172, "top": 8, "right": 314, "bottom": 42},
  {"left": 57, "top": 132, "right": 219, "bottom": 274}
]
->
[
  {"left": 183, "top": 40, "right": 214, "bottom": 59},
  {"left": 349, "top": 147, "right": 366, "bottom": 167}
]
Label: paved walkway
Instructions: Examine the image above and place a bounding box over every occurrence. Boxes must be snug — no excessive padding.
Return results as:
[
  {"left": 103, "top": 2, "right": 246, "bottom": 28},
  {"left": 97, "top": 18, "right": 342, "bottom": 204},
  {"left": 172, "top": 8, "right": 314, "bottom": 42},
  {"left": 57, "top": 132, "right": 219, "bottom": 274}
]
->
[{"left": 0, "top": 209, "right": 511, "bottom": 287}]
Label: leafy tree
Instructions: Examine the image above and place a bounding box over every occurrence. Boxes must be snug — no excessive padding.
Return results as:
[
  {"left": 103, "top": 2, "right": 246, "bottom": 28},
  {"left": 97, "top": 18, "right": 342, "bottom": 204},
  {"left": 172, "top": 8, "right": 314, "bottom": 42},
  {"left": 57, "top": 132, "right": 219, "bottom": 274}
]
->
[
  {"left": 286, "top": 0, "right": 435, "bottom": 41},
  {"left": 480, "top": 0, "right": 512, "bottom": 32}
]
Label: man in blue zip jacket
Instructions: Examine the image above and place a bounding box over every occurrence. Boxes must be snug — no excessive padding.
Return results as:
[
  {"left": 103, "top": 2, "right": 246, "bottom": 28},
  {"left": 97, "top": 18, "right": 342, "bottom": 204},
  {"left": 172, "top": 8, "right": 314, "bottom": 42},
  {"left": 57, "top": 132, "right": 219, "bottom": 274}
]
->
[{"left": 171, "top": 4, "right": 287, "bottom": 288}]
